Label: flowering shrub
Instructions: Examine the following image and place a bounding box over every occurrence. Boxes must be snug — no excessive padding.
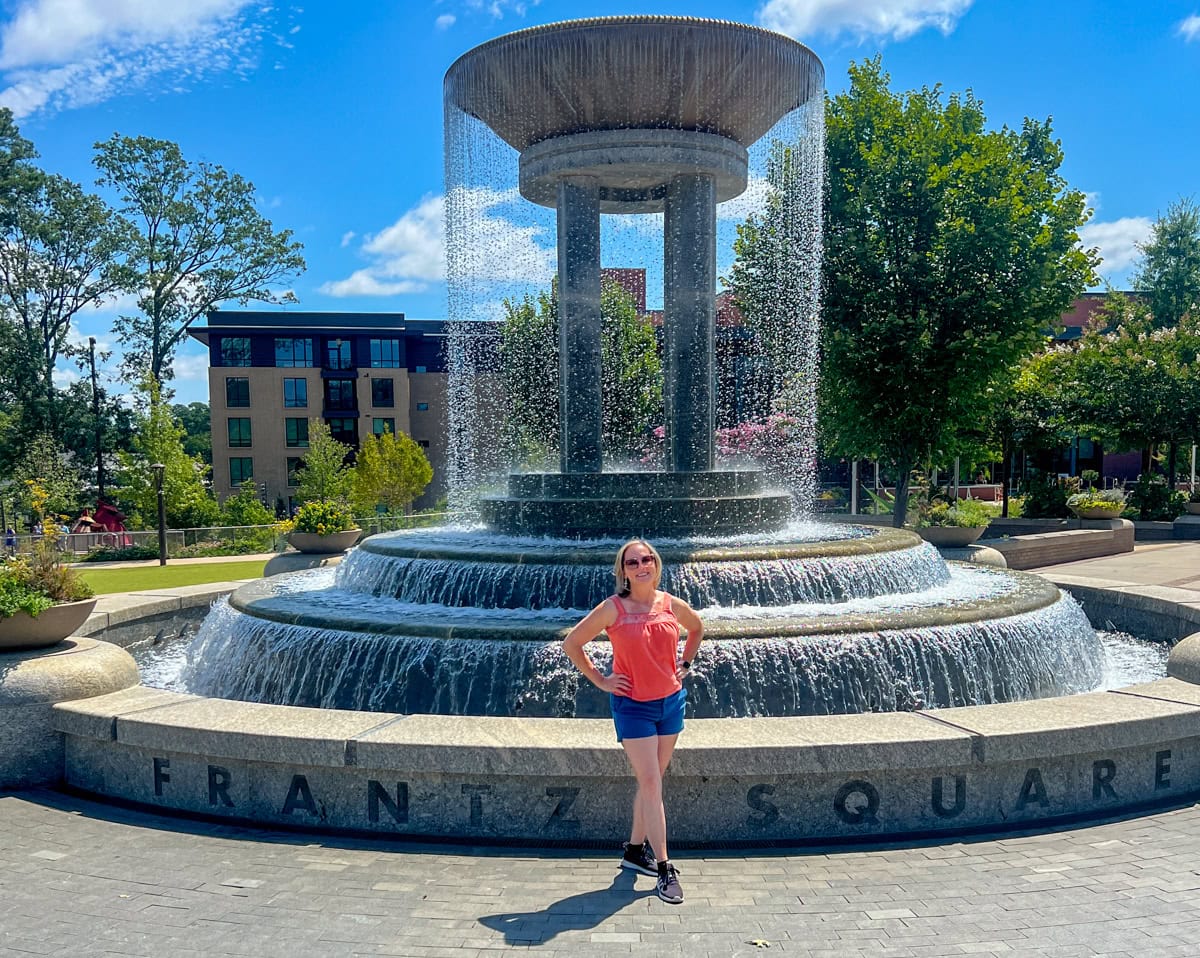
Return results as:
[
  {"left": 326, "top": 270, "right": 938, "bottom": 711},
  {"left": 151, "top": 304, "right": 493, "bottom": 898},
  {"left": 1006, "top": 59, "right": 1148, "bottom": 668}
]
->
[
  {"left": 1066, "top": 488, "right": 1127, "bottom": 512},
  {"left": 293, "top": 500, "right": 356, "bottom": 536},
  {"left": 0, "top": 539, "right": 94, "bottom": 620},
  {"left": 915, "top": 497, "right": 994, "bottom": 529},
  {"left": 637, "top": 413, "right": 804, "bottom": 475}
]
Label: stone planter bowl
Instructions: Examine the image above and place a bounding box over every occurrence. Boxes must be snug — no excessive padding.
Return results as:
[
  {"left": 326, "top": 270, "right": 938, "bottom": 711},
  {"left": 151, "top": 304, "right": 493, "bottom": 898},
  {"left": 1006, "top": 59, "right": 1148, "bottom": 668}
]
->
[
  {"left": 917, "top": 525, "right": 986, "bottom": 547},
  {"left": 1185, "top": 502, "right": 1200, "bottom": 516},
  {"left": 0, "top": 598, "right": 98, "bottom": 652},
  {"left": 287, "top": 529, "right": 361, "bottom": 555},
  {"left": 1071, "top": 506, "right": 1125, "bottom": 520}
]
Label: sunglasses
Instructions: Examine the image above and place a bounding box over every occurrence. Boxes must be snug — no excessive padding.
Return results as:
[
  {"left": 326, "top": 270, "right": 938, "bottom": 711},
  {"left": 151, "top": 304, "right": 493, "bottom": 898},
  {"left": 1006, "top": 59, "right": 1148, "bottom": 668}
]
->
[{"left": 623, "top": 555, "right": 656, "bottom": 569}]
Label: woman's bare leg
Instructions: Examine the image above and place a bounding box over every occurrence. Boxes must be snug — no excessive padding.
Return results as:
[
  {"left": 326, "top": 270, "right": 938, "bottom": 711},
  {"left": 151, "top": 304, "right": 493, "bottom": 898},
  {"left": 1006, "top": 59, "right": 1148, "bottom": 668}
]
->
[
  {"left": 627, "top": 733, "right": 679, "bottom": 846},
  {"left": 622, "top": 735, "right": 669, "bottom": 863}
]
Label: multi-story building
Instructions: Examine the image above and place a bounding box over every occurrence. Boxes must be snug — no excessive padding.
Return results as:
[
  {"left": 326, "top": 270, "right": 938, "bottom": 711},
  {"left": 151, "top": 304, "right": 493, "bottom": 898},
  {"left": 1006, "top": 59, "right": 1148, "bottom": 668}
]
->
[{"left": 188, "top": 311, "right": 448, "bottom": 512}]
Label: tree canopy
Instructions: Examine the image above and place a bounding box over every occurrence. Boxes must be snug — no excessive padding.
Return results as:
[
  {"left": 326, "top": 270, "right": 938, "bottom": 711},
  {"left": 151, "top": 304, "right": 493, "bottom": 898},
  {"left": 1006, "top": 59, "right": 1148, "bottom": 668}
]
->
[
  {"left": 94, "top": 134, "right": 307, "bottom": 386},
  {"left": 295, "top": 418, "right": 353, "bottom": 504},
  {"left": 351, "top": 427, "right": 433, "bottom": 515},
  {"left": 1135, "top": 197, "right": 1200, "bottom": 330},
  {"left": 500, "top": 278, "right": 662, "bottom": 465},
  {"left": 818, "top": 57, "right": 1096, "bottom": 523}
]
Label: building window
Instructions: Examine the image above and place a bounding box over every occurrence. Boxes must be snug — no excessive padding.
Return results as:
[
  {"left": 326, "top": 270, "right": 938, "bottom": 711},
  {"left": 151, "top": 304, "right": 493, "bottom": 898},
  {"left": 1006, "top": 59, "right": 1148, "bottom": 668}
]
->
[
  {"left": 325, "top": 338, "right": 353, "bottom": 371},
  {"left": 371, "top": 378, "right": 394, "bottom": 407},
  {"left": 218, "top": 336, "right": 252, "bottom": 367},
  {"left": 327, "top": 417, "right": 357, "bottom": 445},
  {"left": 370, "top": 338, "right": 401, "bottom": 368},
  {"left": 274, "top": 337, "right": 313, "bottom": 368},
  {"left": 283, "top": 377, "right": 308, "bottom": 408},
  {"left": 414, "top": 365, "right": 427, "bottom": 373},
  {"left": 373, "top": 418, "right": 395, "bottom": 436},
  {"left": 417, "top": 439, "right": 429, "bottom": 448},
  {"left": 416, "top": 402, "right": 429, "bottom": 411},
  {"left": 325, "top": 378, "right": 357, "bottom": 411},
  {"left": 225, "top": 377, "right": 250, "bottom": 407},
  {"left": 286, "top": 457, "right": 304, "bottom": 486},
  {"left": 285, "top": 418, "right": 309, "bottom": 447},
  {"left": 227, "top": 417, "right": 252, "bottom": 447},
  {"left": 230, "top": 457, "right": 253, "bottom": 486}
]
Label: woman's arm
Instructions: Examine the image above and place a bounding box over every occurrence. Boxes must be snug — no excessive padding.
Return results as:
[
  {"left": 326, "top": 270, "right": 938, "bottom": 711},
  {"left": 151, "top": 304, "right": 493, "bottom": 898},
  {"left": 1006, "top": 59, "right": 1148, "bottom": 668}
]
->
[
  {"left": 671, "top": 596, "right": 705, "bottom": 678},
  {"left": 561, "top": 599, "right": 629, "bottom": 695}
]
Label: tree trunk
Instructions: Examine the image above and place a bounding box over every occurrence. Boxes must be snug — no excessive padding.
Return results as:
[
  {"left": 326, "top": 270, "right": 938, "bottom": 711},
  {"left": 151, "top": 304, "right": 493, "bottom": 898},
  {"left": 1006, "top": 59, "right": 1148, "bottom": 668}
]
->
[
  {"left": 891, "top": 456, "right": 914, "bottom": 529},
  {"left": 1000, "top": 440, "right": 1011, "bottom": 519},
  {"left": 1168, "top": 442, "right": 1178, "bottom": 489}
]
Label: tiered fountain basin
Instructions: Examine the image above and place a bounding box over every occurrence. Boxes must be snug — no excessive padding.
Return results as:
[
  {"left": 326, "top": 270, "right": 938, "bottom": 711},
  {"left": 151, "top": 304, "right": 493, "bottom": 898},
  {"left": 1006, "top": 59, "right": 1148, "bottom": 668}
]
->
[{"left": 173, "top": 524, "right": 1101, "bottom": 719}]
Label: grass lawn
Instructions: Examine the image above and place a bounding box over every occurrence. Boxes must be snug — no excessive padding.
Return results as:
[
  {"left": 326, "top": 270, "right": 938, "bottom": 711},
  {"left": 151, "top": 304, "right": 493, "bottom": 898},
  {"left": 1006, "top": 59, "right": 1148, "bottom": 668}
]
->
[{"left": 77, "top": 560, "right": 268, "bottom": 595}]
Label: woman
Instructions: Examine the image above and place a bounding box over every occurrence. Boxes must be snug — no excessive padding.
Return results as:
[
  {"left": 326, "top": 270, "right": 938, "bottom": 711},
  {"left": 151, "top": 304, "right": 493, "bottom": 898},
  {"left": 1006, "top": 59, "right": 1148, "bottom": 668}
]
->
[{"left": 561, "top": 538, "right": 704, "bottom": 904}]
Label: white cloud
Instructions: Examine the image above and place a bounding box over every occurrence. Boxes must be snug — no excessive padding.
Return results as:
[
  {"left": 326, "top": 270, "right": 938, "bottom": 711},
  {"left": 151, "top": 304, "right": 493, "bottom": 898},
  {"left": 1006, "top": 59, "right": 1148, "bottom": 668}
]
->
[
  {"left": 340, "top": 230, "right": 356, "bottom": 248},
  {"left": 1179, "top": 14, "right": 1200, "bottom": 41},
  {"left": 435, "top": 13, "right": 456, "bottom": 29},
  {"left": 758, "top": 0, "right": 973, "bottom": 42},
  {"left": 320, "top": 189, "right": 554, "bottom": 298},
  {"left": 319, "top": 270, "right": 428, "bottom": 297},
  {"left": 0, "top": 0, "right": 289, "bottom": 118},
  {"left": 1079, "top": 216, "right": 1154, "bottom": 275},
  {"left": 171, "top": 353, "right": 211, "bottom": 382}
]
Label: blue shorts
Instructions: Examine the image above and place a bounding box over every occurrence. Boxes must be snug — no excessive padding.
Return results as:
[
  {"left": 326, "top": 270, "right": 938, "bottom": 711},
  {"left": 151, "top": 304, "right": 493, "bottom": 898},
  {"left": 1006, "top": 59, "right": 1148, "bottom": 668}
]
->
[{"left": 611, "top": 688, "right": 687, "bottom": 742}]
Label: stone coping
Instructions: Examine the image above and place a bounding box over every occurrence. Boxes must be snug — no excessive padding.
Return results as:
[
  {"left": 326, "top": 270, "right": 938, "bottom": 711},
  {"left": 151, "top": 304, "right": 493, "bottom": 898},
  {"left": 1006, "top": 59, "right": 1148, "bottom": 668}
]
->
[{"left": 41, "top": 576, "right": 1200, "bottom": 842}]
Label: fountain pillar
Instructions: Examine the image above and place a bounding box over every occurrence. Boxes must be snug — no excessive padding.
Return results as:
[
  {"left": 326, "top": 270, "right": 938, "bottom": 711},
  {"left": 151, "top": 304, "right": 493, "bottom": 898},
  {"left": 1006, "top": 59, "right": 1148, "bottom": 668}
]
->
[
  {"left": 556, "top": 176, "right": 603, "bottom": 474},
  {"left": 664, "top": 173, "right": 717, "bottom": 472}
]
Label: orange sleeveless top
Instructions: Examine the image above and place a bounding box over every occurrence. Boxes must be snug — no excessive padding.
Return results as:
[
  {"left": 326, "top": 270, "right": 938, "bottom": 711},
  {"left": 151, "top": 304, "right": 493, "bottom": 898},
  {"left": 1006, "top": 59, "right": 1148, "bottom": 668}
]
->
[{"left": 607, "top": 592, "right": 683, "bottom": 702}]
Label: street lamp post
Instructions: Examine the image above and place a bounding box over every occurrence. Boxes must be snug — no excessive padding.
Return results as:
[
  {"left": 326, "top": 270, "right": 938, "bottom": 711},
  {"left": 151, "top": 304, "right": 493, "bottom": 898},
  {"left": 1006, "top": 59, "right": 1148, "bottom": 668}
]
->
[
  {"left": 89, "top": 336, "right": 105, "bottom": 500},
  {"left": 152, "top": 463, "right": 167, "bottom": 566}
]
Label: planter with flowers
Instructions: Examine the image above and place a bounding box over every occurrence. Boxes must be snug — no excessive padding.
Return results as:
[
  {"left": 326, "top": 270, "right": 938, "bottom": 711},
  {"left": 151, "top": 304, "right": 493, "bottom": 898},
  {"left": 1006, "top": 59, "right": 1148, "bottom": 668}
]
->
[
  {"left": 1067, "top": 488, "right": 1127, "bottom": 520},
  {"left": 914, "top": 497, "right": 993, "bottom": 547},
  {"left": 286, "top": 500, "right": 361, "bottom": 554},
  {"left": 0, "top": 537, "right": 97, "bottom": 651}
]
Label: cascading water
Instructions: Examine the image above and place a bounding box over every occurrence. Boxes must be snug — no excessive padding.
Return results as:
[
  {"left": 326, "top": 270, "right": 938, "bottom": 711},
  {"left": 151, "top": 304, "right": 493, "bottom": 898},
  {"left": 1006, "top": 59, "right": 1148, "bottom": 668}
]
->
[{"left": 178, "top": 17, "right": 1109, "bottom": 719}]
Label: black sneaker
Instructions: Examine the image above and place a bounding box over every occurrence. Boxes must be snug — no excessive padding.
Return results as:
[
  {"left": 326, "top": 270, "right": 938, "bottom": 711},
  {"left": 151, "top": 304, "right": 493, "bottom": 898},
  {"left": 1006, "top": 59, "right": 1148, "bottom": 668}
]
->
[
  {"left": 620, "top": 840, "right": 657, "bottom": 877},
  {"left": 656, "top": 862, "right": 683, "bottom": 904}
]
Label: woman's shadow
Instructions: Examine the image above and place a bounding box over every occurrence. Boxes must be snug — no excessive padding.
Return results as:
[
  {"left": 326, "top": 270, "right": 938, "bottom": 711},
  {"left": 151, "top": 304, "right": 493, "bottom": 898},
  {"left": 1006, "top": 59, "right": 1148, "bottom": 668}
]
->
[{"left": 478, "top": 867, "right": 653, "bottom": 945}]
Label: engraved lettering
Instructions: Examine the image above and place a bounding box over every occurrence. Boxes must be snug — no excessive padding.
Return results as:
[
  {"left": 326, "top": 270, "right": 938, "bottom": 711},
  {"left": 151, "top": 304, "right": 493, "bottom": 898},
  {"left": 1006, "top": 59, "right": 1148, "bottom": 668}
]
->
[
  {"left": 208, "top": 765, "right": 234, "bottom": 807},
  {"left": 152, "top": 757, "right": 170, "bottom": 797},
  {"left": 746, "top": 784, "right": 779, "bottom": 828},
  {"left": 834, "top": 779, "right": 879, "bottom": 825},
  {"left": 1016, "top": 768, "right": 1048, "bottom": 809},
  {"left": 367, "top": 781, "right": 409, "bottom": 824},
  {"left": 1156, "top": 750, "right": 1172, "bottom": 790},
  {"left": 1092, "top": 760, "right": 1117, "bottom": 800},
  {"left": 545, "top": 787, "right": 580, "bottom": 828},
  {"left": 931, "top": 775, "right": 966, "bottom": 818},
  {"left": 462, "top": 784, "right": 490, "bottom": 826},
  {"left": 281, "top": 774, "right": 318, "bottom": 816}
]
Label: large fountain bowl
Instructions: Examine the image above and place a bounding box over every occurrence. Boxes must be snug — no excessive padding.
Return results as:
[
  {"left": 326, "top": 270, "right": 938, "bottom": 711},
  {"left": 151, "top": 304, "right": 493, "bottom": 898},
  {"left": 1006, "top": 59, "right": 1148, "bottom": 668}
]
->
[{"left": 444, "top": 16, "right": 825, "bottom": 152}]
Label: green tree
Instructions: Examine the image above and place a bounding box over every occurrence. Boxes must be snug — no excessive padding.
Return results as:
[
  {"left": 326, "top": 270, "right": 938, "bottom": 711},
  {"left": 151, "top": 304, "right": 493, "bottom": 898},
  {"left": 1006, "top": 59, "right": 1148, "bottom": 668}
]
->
[
  {"left": 221, "top": 480, "right": 276, "bottom": 527},
  {"left": 93, "top": 134, "right": 306, "bottom": 386},
  {"left": 351, "top": 427, "right": 433, "bottom": 515},
  {"left": 296, "top": 417, "right": 352, "bottom": 504},
  {"left": 172, "top": 401, "right": 212, "bottom": 465},
  {"left": 1135, "top": 198, "right": 1200, "bottom": 330},
  {"left": 11, "top": 433, "right": 83, "bottom": 520},
  {"left": 116, "top": 375, "right": 221, "bottom": 528},
  {"left": 818, "top": 57, "right": 1096, "bottom": 525},
  {"left": 500, "top": 278, "right": 662, "bottom": 463}
]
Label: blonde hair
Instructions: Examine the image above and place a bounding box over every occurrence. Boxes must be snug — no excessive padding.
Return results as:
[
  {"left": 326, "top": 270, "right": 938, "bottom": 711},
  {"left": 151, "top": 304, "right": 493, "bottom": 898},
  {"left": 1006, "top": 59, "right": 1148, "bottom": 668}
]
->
[{"left": 613, "top": 539, "right": 662, "bottom": 597}]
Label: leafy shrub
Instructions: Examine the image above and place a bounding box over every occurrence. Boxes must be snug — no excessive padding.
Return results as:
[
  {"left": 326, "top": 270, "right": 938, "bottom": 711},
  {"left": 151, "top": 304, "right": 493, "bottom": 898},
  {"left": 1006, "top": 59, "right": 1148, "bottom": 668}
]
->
[
  {"left": 917, "top": 497, "right": 994, "bottom": 529},
  {"left": 1019, "top": 471, "right": 1076, "bottom": 519},
  {"left": 1126, "top": 475, "right": 1185, "bottom": 521},
  {"left": 0, "top": 538, "right": 93, "bottom": 619},
  {"left": 82, "top": 544, "right": 160, "bottom": 563},
  {"left": 1188, "top": 488, "right": 1200, "bottom": 504},
  {"left": 293, "top": 500, "right": 356, "bottom": 536},
  {"left": 0, "top": 573, "right": 55, "bottom": 618}
]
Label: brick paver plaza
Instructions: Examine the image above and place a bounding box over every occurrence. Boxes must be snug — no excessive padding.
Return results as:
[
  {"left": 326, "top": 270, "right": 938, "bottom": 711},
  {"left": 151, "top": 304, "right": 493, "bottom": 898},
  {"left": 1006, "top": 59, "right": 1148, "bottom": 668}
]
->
[{"left": 3, "top": 542, "right": 1200, "bottom": 958}]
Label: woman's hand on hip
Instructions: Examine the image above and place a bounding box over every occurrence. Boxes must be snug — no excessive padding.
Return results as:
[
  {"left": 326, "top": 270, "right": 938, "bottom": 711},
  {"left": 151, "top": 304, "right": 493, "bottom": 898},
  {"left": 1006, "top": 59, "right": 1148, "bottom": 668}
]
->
[{"left": 596, "top": 672, "right": 631, "bottom": 695}]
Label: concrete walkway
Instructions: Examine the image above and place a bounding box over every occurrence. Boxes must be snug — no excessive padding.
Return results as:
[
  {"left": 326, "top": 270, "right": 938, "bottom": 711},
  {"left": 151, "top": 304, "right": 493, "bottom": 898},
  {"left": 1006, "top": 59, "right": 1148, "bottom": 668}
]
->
[{"left": 3, "top": 544, "right": 1200, "bottom": 958}]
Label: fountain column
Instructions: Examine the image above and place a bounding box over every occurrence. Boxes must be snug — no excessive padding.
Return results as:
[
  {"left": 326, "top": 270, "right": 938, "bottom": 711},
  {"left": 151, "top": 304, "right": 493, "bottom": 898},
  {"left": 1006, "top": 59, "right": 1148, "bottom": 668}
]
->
[
  {"left": 664, "top": 173, "right": 717, "bottom": 473},
  {"left": 556, "top": 176, "right": 603, "bottom": 474}
]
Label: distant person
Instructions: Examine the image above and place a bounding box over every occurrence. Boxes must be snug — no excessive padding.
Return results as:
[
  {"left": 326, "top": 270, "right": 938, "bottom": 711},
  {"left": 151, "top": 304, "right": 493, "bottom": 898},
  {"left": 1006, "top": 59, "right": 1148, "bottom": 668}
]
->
[
  {"left": 4, "top": 527, "right": 15, "bottom": 554},
  {"left": 561, "top": 538, "right": 704, "bottom": 904}
]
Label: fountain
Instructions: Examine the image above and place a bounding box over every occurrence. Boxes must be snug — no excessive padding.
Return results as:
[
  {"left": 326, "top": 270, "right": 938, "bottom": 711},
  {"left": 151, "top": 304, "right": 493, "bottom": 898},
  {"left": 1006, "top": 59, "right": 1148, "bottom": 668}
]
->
[{"left": 180, "top": 16, "right": 1104, "bottom": 720}]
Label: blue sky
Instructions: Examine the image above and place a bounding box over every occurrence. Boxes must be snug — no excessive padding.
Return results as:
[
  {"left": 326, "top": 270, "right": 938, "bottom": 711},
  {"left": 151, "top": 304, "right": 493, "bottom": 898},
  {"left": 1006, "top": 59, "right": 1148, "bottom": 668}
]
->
[{"left": 2, "top": 0, "right": 1198, "bottom": 405}]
